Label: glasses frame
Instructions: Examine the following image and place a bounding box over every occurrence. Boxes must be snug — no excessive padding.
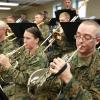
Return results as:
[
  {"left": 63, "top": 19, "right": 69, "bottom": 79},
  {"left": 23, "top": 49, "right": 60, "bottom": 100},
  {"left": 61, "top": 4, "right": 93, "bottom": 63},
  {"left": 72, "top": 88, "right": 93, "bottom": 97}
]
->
[{"left": 74, "top": 34, "right": 96, "bottom": 41}]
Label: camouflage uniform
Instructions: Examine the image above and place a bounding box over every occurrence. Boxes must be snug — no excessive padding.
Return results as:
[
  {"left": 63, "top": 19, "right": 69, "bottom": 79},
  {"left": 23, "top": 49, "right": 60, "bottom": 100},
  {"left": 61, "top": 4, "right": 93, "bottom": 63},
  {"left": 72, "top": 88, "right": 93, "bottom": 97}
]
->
[
  {"left": 30, "top": 72, "right": 62, "bottom": 100},
  {"left": 59, "top": 50, "right": 100, "bottom": 100},
  {"left": 0, "top": 39, "right": 16, "bottom": 86},
  {"left": 39, "top": 23, "right": 49, "bottom": 40},
  {"left": 0, "top": 39, "right": 15, "bottom": 54},
  {"left": 1, "top": 46, "right": 48, "bottom": 100}
]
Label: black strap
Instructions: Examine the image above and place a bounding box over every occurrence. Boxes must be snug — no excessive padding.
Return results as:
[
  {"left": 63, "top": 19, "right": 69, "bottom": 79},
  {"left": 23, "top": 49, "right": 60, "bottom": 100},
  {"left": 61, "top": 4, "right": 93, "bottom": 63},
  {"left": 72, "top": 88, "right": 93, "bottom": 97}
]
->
[
  {"left": 0, "top": 87, "right": 8, "bottom": 100},
  {"left": 47, "top": 64, "right": 67, "bottom": 80},
  {"left": 54, "top": 64, "right": 67, "bottom": 76}
]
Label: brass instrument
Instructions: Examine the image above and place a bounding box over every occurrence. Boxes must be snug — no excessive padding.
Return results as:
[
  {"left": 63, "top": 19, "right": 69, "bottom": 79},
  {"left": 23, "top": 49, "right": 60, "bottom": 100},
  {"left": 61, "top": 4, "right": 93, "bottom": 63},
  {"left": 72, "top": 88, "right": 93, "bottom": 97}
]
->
[
  {"left": 0, "top": 45, "right": 24, "bottom": 85},
  {"left": 42, "top": 0, "right": 90, "bottom": 51},
  {"left": 6, "top": 24, "right": 16, "bottom": 40},
  {"left": 27, "top": 46, "right": 81, "bottom": 99},
  {"left": 43, "top": 25, "right": 62, "bottom": 52},
  {"left": 37, "top": 21, "right": 44, "bottom": 28},
  {"left": 42, "top": 15, "right": 80, "bottom": 52},
  {"left": 2, "top": 45, "right": 24, "bottom": 68},
  {"left": 6, "top": 28, "right": 16, "bottom": 41},
  {"left": 6, "top": 45, "right": 24, "bottom": 57},
  {"left": 6, "top": 33, "right": 14, "bottom": 38},
  {"left": 1, "top": 45, "right": 24, "bottom": 69}
]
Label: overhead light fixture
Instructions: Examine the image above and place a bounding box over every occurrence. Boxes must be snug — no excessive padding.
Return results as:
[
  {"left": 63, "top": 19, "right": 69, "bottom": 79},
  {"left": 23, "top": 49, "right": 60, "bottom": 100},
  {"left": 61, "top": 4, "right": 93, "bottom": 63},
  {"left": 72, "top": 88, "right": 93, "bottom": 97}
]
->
[
  {"left": 0, "top": 7, "right": 11, "bottom": 10},
  {"left": 0, "top": 2, "right": 19, "bottom": 6}
]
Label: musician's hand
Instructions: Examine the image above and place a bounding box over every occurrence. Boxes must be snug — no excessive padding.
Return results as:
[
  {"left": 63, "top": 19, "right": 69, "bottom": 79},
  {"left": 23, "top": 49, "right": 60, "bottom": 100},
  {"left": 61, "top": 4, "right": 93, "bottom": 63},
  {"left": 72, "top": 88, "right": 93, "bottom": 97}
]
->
[
  {"left": 49, "top": 57, "right": 72, "bottom": 84},
  {"left": 0, "top": 54, "right": 11, "bottom": 69},
  {"left": 49, "top": 57, "right": 66, "bottom": 73}
]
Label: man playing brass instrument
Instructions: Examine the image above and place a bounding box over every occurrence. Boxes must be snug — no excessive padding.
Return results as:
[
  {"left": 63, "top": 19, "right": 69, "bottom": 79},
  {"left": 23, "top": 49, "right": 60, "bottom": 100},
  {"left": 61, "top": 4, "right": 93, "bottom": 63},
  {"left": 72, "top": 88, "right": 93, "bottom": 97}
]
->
[
  {"left": 0, "top": 20, "right": 15, "bottom": 54},
  {"left": 47, "top": 9, "right": 77, "bottom": 62},
  {"left": 0, "top": 20, "right": 16, "bottom": 79},
  {"left": 34, "top": 12, "right": 49, "bottom": 40},
  {"left": 0, "top": 26, "right": 48, "bottom": 100},
  {"left": 50, "top": 20, "right": 100, "bottom": 99}
]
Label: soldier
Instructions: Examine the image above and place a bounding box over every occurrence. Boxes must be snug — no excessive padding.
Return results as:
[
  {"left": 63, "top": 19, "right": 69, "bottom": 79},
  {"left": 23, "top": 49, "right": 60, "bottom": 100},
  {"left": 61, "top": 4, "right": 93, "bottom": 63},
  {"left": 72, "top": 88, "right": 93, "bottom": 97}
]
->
[
  {"left": 5, "top": 15, "right": 16, "bottom": 23},
  {"left": 34, "top": 12, "right": 49, "bottom": 40},
  {"left": 0, "top": 26, "right": 48, "bottom": 100},
  {"left": 50, "top": 20, "right": 100, "bottom": 99},
  {"left": 0, "top": 20, "right": 15, "bottom": 54},
  {"left": 47, "top": 9, "right": 77, "bottom": 62},
  {"left": 56, "top": 10, "right": 77, "bottom": 53}
]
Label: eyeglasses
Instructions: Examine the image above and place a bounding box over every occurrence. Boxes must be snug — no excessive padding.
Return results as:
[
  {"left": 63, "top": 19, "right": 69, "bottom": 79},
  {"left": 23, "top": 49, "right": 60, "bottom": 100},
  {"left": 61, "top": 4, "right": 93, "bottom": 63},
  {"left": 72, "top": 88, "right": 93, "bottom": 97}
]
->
[{"left": 74, "top": 34, "right": 96, "bottom": 41}]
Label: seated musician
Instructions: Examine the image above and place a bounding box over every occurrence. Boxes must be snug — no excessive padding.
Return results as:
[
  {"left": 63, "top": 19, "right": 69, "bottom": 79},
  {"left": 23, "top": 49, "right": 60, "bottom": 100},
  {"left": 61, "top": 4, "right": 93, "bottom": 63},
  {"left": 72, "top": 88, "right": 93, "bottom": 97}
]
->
[
  {"left": 0, "top": 20, "right": 15, "bottom": 55},
  {"left": 49, "top": 20, "right": 100, "bottom": 99},
  {"left": 47, "top": 10, "right": 77, "bottom": 62},
  {"left": 0, "top": 26, "right": 48, "bottom": 100},
  {"left": 5, "top": 15, "right": 16, "bottom": 23},
  {"left": 34, "top": 12, "right": 49, "bottom": 40}
]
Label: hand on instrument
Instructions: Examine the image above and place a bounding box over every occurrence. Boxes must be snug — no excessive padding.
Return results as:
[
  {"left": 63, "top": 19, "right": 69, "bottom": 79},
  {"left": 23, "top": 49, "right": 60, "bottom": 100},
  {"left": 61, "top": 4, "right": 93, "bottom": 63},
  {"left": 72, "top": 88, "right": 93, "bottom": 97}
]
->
[
  {"left": 0, "top": 54, "right": 11, "bottom": 69},
  {"left": 49, "top": 57, "right": 72, "bottom": 84}
]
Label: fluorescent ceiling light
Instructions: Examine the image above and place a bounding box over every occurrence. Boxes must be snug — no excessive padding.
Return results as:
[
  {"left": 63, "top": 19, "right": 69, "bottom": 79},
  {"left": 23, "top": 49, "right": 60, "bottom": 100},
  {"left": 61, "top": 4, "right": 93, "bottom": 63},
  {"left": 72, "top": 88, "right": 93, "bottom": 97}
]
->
[
  {"left": 0, "top": 2, "right": 19, "bottom": 6},
  {"left": 0, "top": 7, "right": 11, "bottom": 10}
]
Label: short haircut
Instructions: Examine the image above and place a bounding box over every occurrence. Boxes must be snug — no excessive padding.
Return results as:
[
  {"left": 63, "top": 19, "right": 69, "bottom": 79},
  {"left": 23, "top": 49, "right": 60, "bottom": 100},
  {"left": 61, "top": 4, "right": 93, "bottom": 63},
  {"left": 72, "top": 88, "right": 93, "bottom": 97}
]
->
[
  {"left": 80, "top": 20, "right": 100, "bottom": 36},
  {"left": 35, "top": 12, "right": 44, "bottom": 17},
  {"left": 59, "top": 12, "right": 70, "bottom": 19}
]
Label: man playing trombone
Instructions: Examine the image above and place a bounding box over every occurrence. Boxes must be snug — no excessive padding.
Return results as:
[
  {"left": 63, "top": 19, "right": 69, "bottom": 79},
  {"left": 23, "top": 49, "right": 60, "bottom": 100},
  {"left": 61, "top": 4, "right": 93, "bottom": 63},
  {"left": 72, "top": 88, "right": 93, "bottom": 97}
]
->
[
  {"left": 50, "top": 20, "right": 100, "bottom": 99},
  {"left": 47, "top": 9, "right": 78, "bottom": 62},
  {"left": 34, "top": 12, "right": 50, "bottom": 40}
]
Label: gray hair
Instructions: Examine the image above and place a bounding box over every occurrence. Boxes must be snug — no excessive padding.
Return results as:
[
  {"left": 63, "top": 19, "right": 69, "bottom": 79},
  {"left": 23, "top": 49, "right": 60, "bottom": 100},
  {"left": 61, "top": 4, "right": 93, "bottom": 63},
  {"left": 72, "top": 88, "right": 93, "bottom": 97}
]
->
[{"left": 0, "top": 20, "right": 8, "bottom": 29}]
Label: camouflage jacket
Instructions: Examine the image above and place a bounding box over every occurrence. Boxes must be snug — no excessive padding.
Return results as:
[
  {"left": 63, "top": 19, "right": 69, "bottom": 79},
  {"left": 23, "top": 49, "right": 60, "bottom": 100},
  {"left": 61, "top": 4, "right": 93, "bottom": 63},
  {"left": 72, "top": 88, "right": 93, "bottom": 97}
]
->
[
  {"left": 0, "top": 39, "right": 15, "bottom": 54},
  {"left": 0, "top": 39, "right": 16, "bottom": 85},
  {"left": 39, "top": 24, "right": 49, "bottom": 39},
  {"left": 2, "top": 46, "right": 48, "bottom": 100},
  {"left": 59, "top": 50, "right": 100, "bottom": 100}
]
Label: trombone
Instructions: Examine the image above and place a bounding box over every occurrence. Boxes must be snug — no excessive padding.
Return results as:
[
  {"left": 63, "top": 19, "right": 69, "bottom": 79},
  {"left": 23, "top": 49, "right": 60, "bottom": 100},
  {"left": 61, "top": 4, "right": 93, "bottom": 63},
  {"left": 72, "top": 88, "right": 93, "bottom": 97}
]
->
[{"left": 41, "top": 15, "right": 79, "bottom": 52}]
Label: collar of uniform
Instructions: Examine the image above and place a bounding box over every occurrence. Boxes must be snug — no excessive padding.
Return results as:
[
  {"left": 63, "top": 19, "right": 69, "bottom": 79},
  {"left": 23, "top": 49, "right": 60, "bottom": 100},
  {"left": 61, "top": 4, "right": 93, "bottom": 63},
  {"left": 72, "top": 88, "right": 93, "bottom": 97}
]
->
[
  {"left": 77, "top": 53, "right": 95, "bottom": 68},
  {"left": 24, "top": 45, "right": 44, "bottom": 57}
]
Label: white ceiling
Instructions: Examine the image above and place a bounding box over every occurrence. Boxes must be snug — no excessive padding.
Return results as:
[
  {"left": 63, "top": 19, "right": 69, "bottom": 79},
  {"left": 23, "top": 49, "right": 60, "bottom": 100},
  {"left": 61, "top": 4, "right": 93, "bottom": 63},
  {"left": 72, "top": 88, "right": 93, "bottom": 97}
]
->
[
  {"left": 1, "top": 0, "right": 55, "bottom": 5},
  {"left": 0, "top": 0, "right": 55, "bottom": 11}
]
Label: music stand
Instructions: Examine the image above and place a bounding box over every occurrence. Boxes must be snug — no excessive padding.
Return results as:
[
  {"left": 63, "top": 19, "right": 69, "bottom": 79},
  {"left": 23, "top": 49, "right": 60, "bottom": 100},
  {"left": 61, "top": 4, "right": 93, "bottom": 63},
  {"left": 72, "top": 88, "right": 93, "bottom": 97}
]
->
[
  {"left": 8, "top": 23, "right": 37, "bottom": 38},
  {"left": 48, "top": 18, "right": 57, "bottom": 26},
  {"left": 60, "top": 19, "right": 100, "bottom": 46},
  {"left": 8, "top": 23, "right": 37, "bottom": 45},
  {"left": 60, "top": 22, "right": 81, "bottom": 42},
  {"left": 55, "top": 9, "right": 78, "bottom": 22}
]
